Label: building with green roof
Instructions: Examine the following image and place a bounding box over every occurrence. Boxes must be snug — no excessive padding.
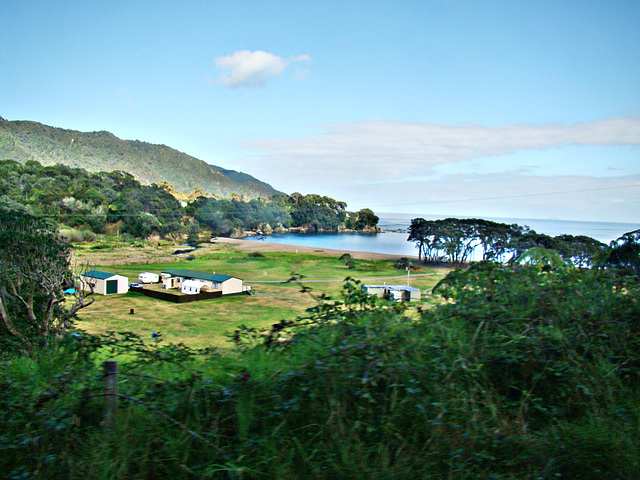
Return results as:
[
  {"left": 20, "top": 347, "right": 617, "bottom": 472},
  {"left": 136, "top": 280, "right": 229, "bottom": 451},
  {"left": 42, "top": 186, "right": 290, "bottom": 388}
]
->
[
  {"left": 160, "top": 269, "right": 245, "bottom": 295},
  {"left": 81, "top": 270, "right": 129, "bottom": 295}
]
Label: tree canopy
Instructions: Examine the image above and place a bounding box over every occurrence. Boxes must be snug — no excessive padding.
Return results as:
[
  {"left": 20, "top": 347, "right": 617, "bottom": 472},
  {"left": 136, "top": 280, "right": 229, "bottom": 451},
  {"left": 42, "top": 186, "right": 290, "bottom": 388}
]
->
[
  {"left": 0, "top": 206, "right": 92, "bottom": 352},
  {"left": 407, "top": 217, "right": 610, "bottom": 268}
]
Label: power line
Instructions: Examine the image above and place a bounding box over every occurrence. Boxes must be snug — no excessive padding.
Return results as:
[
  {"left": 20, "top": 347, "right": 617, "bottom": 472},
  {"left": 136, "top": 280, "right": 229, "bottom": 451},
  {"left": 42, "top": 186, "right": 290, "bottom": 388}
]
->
[{"left": 371, "top": 183, "right": 640, "bottom": 209}]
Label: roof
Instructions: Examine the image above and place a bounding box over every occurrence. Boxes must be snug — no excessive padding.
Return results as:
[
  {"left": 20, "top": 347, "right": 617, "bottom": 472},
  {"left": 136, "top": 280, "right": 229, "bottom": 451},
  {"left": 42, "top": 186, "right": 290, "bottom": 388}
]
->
[
  {"left": 388, "top": 285, "right": 421, "bottom": 292},
  {"left": 362, "top": 284, "right": 420, "bottom": 292},
  {"left": 161, "top": 269, "right": 235, "bottom": 283},
  {"left": 81, "top": 270, "right": 117, "bottom": 280}
]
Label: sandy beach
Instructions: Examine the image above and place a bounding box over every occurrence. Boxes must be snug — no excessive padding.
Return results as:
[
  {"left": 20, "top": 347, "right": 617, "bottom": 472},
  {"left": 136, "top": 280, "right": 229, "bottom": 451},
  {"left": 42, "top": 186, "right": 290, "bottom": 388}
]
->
[
  {"left": 212, "top": 237, "right": 417, "bottom": 261},
  {"left": 76, "top": 236, "right": 418, "bottom": 267}
]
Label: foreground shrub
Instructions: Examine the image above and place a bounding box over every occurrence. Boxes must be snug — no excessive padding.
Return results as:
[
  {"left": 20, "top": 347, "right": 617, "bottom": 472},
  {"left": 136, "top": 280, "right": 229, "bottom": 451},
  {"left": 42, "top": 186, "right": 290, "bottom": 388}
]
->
[{"left": 1, "top": 270, "right": 638, "bottom": 478}]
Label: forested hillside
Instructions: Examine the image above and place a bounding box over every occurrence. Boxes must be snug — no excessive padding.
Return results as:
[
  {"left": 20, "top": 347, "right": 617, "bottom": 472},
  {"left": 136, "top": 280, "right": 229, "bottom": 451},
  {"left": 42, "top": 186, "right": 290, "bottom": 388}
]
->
[
  {"left": 0, "top": 116, "right": 280, "bottom": 198},
  {"left": 0, "top": 160, "right": 378, "bottom": 240},
  {"left": 0, "top": 160, "right": 184, "bottom": 239}
]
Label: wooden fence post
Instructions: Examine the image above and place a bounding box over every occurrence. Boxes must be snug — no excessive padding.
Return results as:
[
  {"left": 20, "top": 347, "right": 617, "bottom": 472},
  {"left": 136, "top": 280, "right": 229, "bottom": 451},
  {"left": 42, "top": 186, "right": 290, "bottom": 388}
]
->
[{"left": 104, "top": 360, "right": 118, "bottom": 431}]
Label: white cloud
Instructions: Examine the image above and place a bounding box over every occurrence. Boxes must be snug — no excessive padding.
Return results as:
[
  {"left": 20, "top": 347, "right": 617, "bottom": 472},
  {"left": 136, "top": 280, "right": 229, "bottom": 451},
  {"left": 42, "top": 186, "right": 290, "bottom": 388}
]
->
[
  {"left": 321, "top": 172, "right": 640, "bottom": 223},
  {"left": 236, "top": 117, "right": 640, "bottom": 222},
  {"left": 215, "top": 50, "right": 311, "bottom": 88},
  {"left": 243, "top": 117, "right": 640, "bottom": 182}
]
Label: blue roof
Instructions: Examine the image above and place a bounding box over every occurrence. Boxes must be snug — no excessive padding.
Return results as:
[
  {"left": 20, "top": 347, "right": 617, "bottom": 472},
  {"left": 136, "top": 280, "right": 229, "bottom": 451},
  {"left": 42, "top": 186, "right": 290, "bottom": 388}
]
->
[
  {"left": 82, "top": 270, "right": 117, "bottom": 280},
  {"left": 161, "top": 269, "right": 236, "bottom": 282}
]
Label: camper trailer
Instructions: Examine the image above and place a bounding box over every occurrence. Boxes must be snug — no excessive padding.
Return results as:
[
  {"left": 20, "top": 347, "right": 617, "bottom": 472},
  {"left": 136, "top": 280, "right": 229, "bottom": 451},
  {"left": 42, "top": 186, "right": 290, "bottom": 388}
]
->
[{"left": 138, "top": 272, "right": 160, "bottom": 284}]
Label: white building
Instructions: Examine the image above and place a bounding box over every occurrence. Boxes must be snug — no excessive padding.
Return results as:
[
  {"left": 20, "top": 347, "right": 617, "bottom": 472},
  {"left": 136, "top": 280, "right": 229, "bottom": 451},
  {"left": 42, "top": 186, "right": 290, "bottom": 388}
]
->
[
  {"left": 361, "top": 284, "right": 421, "bottom": 302},
  {"left": 160, "top": 269, "right": 246, "bottom": 295},
  {"left": 80, "top": 270, "right": 129, "bottom": 295},
  {"left": 180, "top": 279, "right": 208, "bottom": 295}
]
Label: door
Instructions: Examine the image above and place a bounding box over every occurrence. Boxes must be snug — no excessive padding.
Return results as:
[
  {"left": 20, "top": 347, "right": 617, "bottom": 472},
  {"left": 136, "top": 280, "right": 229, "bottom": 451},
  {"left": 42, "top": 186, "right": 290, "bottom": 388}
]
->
[{"left": 106, "top": 279, "right": 118, "bottom": 294}]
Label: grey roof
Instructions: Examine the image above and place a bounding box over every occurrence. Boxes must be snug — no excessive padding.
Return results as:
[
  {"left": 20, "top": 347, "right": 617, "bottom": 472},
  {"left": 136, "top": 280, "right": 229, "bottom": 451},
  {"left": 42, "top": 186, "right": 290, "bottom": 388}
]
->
[
  {"left": 161, "top": 269, "right": 236, "bottom": 283},
  {"left": 81, "top": 270, "right": 117, "bottom": 280},
  {"left": 388, "top": 285, "right": 421, "bottom": 292},
  {"left": 362, "top": 284, "right": 420, "bottom": 292}
]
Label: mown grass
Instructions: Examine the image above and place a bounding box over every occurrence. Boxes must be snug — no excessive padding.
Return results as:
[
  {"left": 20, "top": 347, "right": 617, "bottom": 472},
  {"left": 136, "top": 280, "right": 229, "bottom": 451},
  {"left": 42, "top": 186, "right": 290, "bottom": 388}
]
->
[{"left": 74, "top": 244, "right": 445, "bottom": 349}]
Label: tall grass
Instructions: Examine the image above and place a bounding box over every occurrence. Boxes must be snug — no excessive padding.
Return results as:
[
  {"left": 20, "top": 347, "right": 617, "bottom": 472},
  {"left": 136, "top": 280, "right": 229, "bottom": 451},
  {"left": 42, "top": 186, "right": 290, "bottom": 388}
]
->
[{"left": 1, "top": 267, "right": 639, "bottom": 479}]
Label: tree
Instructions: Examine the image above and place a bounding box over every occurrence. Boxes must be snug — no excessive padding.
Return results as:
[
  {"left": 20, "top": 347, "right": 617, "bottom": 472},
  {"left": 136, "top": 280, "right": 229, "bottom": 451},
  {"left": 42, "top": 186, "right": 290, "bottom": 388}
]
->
[
  {"left": 349, "top": 208, "right": 379, "bottom": 230},
  {"left": 555, "top": 234, "right": 606, "bottom": 268},
  {"left": 184, "top": 218, "right": 201, "bottom": 244},
  {"left": 339, "top": 253, "right": 355, "bottom": 269},
  {"left": 408, "top": 218, "right": 480, "bottom": 266},
  {"left": 0, "top": 207, "right": 92, "bottom": 352},
  {"left": 605, "top": 229, "right": 640, "bottom": 277},
  {"left": 407, "top": 218, "right": 434, "bottom": 263}
]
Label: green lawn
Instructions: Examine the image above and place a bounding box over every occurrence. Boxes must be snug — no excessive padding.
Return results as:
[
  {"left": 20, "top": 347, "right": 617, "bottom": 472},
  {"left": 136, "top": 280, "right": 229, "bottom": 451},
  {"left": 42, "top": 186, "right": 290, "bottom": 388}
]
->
[{"left": 74, "top": 245, "right": 446, "bottom": 349}]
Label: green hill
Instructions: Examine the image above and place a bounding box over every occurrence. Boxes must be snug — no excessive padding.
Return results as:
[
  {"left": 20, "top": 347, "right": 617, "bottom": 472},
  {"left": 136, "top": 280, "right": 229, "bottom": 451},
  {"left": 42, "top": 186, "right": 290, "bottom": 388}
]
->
[{"left": 0, "top": 116, "right": 281, "bottom": 198}]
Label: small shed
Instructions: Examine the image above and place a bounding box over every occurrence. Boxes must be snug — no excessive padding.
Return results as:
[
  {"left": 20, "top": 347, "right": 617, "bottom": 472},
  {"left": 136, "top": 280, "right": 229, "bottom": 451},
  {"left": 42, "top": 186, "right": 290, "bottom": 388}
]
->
[
  {"left": 362, "top": 284, "right": 421, "bottom": 302},
  {"left": 81, "top": 270, "right": 129, "bottom": 295},
  {"left": 388, "top": 285, "right": 421, "bottom": 302}
]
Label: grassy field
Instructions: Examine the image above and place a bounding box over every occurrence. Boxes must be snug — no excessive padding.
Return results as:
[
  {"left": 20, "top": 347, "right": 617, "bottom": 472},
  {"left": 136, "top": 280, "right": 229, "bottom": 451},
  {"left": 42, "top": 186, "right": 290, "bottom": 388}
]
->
[{"left": 74, "top": 242, "right": 446, "bottom": 349}]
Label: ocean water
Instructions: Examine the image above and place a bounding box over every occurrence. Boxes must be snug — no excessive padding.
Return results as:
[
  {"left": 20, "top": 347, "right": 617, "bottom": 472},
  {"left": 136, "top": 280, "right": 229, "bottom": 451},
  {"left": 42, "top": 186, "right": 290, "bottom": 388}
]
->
[{"left": 245, "top": 213, "right": 639, "bottom": 258}]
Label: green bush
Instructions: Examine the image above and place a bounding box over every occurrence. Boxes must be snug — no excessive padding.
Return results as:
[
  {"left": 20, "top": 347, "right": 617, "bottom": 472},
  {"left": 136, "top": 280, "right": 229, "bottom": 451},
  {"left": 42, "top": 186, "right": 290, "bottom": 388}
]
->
[{"left": 1, "top": 269, "right": 638, "bottom": 478}]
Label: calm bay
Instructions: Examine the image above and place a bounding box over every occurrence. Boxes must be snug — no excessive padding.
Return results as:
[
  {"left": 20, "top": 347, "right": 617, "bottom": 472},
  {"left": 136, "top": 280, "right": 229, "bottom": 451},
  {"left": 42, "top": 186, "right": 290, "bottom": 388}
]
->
[{"left": 245, "top": 213, "right": 639, "bottom": 258}]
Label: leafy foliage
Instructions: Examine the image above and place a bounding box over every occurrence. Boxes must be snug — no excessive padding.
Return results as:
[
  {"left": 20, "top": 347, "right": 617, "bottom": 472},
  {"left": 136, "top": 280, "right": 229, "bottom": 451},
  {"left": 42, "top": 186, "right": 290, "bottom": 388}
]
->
[
  {"left": 188, "top": 192, "right": 376, "bottom": 236},
  {"left": 0, "top": 160, "right": 184, "bottom": 239},
  {"left": 605, "top": 228, "right": 640, "bottom": 277},
  {"left": 1, "top": 268, "right": 639, "bottom": 478},
  {"left": 346, "top": 208, "right": 380, "bottom": 230},
  {"left": 0, "top": 206, "right": 93, "bottom": 353},
  {"left": 408, "top": 216, "right": 608, "bottom": 267}
]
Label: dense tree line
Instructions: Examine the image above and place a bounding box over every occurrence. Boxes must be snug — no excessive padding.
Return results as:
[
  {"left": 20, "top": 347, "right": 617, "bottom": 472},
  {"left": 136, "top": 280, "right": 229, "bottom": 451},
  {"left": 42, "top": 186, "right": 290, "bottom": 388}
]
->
[
  {"left": 0, "top": 159, "right": 183, "bottom": 238},
  {"left": 186, "top": 193, "right": 378, "bottom": 236},
  {"left": 408, "top": 217, "right": 612, "bottom": 268},
  {"left": 0, "top": 160, "right": 378, "bottom": 240}
]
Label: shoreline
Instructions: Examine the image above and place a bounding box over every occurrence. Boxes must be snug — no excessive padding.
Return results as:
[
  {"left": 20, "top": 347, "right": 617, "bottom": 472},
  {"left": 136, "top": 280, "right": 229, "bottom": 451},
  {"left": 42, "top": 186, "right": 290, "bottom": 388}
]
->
[
  {"left": 74, "top": 236, "right": 418, "bottom": 267},
  {"left": 212, "top": 237, "right": 418, "bottom": 261}
]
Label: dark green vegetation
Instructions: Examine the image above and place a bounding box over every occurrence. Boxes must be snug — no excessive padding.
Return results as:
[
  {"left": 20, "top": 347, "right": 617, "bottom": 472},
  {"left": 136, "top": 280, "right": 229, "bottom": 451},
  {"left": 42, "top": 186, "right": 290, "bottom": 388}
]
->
[
  {"left": 1, "top": 264, "right": 639, "bottom": 478},
  {"left": 0, "top": 159, "right": 184, "bottom": 239},
  {"left": 0, "top": 116, "right": 279, "bottom": 198},
  {"left": 2, "top": 200, "right": 640, "bottom": 478},
  {"left": 409, "top": 217, "right": 609, "bottom": 268},
  {"left": 0, "top": 159, "right": 374, "bottom": 240},
  {"left": 0, "top": 209, "right": 93, "bottom": 353},
  {"left": 187, "top": 194, "right": 378, "bottom": 236}
]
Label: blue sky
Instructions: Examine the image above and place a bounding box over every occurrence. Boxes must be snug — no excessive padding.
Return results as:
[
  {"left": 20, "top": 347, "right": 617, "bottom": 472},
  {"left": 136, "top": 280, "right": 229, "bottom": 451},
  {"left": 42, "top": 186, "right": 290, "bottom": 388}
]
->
[{"left": 1, "top": 0, "right": 639, "bottom": 222}]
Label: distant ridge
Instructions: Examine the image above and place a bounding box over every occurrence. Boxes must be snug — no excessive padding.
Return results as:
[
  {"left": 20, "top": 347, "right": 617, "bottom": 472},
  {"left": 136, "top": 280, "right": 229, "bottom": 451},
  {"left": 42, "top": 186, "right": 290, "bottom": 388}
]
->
[{"left": 0, "top": 116, "right": 281, "bottom": 198}]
